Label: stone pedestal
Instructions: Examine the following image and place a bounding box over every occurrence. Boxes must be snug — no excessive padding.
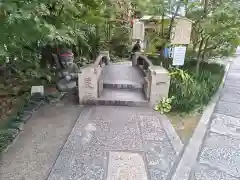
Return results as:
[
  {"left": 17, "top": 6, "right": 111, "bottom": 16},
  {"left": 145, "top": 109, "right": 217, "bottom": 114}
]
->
[
  {"left": 78, "top": 65, "right": 102, "bottom": 104},
  {"left": 148, "top": 66, "right": 170, "bottom": 107}
]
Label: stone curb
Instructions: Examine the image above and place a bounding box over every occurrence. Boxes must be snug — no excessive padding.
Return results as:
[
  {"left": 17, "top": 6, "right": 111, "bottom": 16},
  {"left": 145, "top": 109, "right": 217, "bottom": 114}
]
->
[
  {"left": 46, "top": 106, "right": 92, "bottom": 179},
  {"left": 170, "top": 60, "right": 232, "bottom": 180},
  {"left": 159, "top": 114, "right": 183, "bottom": 155}
]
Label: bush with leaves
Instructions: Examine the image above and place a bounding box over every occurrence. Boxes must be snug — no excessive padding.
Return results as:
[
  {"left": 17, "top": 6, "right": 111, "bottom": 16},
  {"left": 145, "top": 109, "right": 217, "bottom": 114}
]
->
[
  {"left": 154, "top": 96, "right": 175, "bottom": 114},
  {"left": 168, "top": 62, "right": 224, "bottom": 113}
]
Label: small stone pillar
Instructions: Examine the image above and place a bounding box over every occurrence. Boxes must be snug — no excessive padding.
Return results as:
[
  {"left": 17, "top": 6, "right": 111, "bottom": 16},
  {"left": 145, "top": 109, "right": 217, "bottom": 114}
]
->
[
  {"left": 132, "top": 52, "right": 141, "bottom": 66},
  {"left": 149, "top": 66, "right": 170, "bottom": 107},
  {"left": 78, "top": 65, "right": 101, "bottom": 104}
]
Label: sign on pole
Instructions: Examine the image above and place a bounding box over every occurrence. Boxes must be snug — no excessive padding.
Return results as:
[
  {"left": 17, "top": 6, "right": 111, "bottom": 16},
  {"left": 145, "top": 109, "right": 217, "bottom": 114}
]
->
[{"left": 172, "top": 46, "right": 187, "bottom": 66}]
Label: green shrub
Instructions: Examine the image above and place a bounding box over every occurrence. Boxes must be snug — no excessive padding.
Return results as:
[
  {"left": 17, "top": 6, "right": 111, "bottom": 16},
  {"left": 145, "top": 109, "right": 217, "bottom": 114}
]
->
[
  {"left": 154, "top": 96, "right": 175, "bottom": 114},
  {"left": 168, "top": 62, "right": 224, "bottom": 113}
]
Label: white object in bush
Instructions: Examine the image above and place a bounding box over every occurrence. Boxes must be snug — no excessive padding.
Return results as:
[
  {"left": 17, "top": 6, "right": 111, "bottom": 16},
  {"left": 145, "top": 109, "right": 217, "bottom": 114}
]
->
[{"left": 31, "top": 86, "right": 44, "bottom": 96}]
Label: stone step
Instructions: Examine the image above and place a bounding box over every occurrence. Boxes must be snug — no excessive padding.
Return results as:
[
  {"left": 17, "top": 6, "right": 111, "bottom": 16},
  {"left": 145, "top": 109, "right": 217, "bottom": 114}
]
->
[
  {"left": 103, "top": 82, "right": 143, "bottom": 91},
  {"left": 97, "top": 88, "right": 148, "bottom": 107}
]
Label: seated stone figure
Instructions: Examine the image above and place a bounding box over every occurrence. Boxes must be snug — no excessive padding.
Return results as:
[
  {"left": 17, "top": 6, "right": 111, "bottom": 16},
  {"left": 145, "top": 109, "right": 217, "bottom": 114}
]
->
[{"left": 53, "top": 48, "right": 81, "bottom": 92}]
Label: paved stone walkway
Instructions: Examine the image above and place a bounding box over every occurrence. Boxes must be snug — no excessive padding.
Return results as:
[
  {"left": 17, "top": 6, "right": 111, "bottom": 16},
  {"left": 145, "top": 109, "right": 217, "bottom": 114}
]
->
[
  {"left": 172, "top": 55, "right": 240, "bottom": 180},
  {"left": 47, "top": 106, "right": 182, "bottom": 180}
]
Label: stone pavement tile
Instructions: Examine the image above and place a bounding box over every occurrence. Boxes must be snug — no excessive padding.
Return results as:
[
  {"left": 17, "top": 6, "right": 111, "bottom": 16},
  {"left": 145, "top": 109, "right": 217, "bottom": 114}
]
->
[
  {"left": 144, "top": 141, "right": 176, "bottom": 180},
  {"left": 193, "top": 164, "right": 239, "bottom": 180},
  {"left": 107, "top": 151, "right": 148, "bottom": 180},
  {"left": 47, "top": 134, "right": 107, "bottom": 180},
  {"left": 138, "top": 114, "right": 168, "bottom": 141},
  {"left": 103, "top": 63, "right": 144, "bottom": 85},
  {"left": 210, "top": 113, "right": 240, "bottom": 138},
  {"left": 220, "top": 86, "right": 240, "bottom": 104},
  {"left": 199, "top": 133, "right": 240, "bottom": 178},
  {"left": 224, "top": 79, "right": 240, "bottom": 87},
  {"left": 72, "top": 106, "right": 143, "bottom": 151},
  {"left": 226, "top": 72, "right": 240, "bottom": 79},
  {"left": 215, "top": 101, "right": 240, "bottom": 118}
]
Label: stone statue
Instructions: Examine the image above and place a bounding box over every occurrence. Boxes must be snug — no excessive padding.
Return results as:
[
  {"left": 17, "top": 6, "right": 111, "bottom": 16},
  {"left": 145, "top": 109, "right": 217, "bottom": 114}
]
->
[{"left": 53, "top": 48, "right": 81, "bottom": 92}]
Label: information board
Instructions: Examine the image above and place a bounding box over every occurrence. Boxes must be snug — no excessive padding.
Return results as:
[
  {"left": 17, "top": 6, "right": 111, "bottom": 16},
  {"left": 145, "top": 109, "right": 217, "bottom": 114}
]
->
[{"left": 172, "top": 46, "right": 186, "bottom": 66}]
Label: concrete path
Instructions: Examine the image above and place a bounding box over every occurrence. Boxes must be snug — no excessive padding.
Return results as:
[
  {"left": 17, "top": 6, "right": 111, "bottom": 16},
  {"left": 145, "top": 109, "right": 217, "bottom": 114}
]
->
[
  {"left": 0, "top": 100, "right": 82, "bottom": 180},
  {"left": 171, "top": 55, "right": 240, "bottom": 180}
]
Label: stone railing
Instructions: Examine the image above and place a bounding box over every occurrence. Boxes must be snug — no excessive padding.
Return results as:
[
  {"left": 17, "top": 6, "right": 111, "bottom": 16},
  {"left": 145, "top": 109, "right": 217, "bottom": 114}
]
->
[
  {"left": 132, "top": 52, "right": 170, "bottom": 107},
  {"left": 78, "top": 51, "right": 110, "bottom": 104}
]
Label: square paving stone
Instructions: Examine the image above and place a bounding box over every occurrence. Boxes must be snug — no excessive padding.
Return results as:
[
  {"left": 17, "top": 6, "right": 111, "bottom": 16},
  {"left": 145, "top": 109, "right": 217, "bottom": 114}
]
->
[
  {"left": 210, "top": 113, "right": 240, "bottom": 138},
  {"left": 224, "top": 79, "right": 240, "bottom": 88},
  {"left": 220, "top": 86, "right": 240, "bottom": 104},
  {"left": 47, "top": 134, "right": 107, "bottom": 180},
  {"left": 193, "top": 164, "right": 239, "bottom": 180},
  {"left": 72, "top": 106, "right": 143, "bottom": 151},
  {"left": 199, "top": 133, "right": 240, "bottom": 178},
  {"left": 144, "top": 141, "right": 176, "bottom": 180},
  {"left": 215, "top": 101, "right": 240, "bottom": 118},
  {"left": 138, "top": 114, "right": 168, "bottom": 141},
  {"left": 93, "top": 113, "right": 143, "bottom": 151},
  {"left": 107, "top": 151, "right": 148, "bottom": 180}
]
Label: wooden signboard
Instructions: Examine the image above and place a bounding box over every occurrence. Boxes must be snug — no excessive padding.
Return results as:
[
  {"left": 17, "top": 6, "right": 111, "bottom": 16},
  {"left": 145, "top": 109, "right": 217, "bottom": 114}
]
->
[
  {"left": 132, "top": 21, "right": 145, "bottom": 40},
  {"left": 171, "top": 18, "right": 192, "bottom": 45}
]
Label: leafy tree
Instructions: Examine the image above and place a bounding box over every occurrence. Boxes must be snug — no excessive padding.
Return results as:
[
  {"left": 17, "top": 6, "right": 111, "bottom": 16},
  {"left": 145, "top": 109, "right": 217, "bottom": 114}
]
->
[{"left": 133, "top": 0, "right": 240, "bottom": 73}]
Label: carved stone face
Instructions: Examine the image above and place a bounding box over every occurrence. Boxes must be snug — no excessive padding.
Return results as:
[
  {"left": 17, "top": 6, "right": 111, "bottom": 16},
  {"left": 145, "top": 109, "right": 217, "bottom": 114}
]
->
[{"left": 58, "top": 49, "right": 74, "bottom": 68}]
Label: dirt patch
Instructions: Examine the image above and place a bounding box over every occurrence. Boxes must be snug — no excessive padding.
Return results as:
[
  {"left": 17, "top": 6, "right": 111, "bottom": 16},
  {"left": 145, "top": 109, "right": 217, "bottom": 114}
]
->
[
  {"left": 167, "top": 112, "right": 201, "bottom": 144},
  {"left": 0, "top": 96, "right": 19, "bottom": 124}
]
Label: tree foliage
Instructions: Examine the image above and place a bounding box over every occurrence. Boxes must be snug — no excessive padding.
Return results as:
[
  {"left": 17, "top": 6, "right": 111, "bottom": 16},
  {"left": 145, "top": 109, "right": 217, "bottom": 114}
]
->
[
  {"left": 0, "top": 0, "right": 132, "bottom": 83},
  {"left": 133, "top": 0, "right": 240, "bottom": 72}
]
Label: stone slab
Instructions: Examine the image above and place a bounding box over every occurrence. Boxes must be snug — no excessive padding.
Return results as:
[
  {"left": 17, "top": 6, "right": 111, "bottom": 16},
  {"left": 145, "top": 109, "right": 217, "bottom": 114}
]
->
[
  {"left": 99, "top": 88, "right": 146, "bottom": 102},
  {"left": 47, "top": 134, "right": 107, "bottom": 180},
  {"left": 71, "top": 106, "right": 144, "bottom": 151},
  {"left": 199, "top": 133, "right": 240, "bottom": 178},
  {"left": 224, "top": 79, "right": 240, "bottom": 88},
  {"left": 193, "top": 164, "right": 239, "bottom": 180},
  {"left": 102, "top": 63, "right": 145, "bottom": 85},
  {"left": 103, "top": 82, "right": 143, "bottom": 90},
  {"left": 138, "top": 114, "right": 168, "bottom": 141},
  {"left": 210, "top": 113, "right": 240, "bottom": 138},
  {"left": 215, "top": 100, "right": 240, "bottom": 118},
  {"left": 107, "top": 152, "right": 148, "bottom": 180},
  {"left": 144, "top": 141, "right": 176, "bottom": 180},
  {"left": 220, "top": 90, "right": 240, "bottom": 104}
]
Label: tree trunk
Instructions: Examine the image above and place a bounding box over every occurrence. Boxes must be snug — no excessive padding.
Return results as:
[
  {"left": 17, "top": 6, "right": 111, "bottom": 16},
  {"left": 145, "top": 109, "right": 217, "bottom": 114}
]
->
[
  {"left": 196, "top": 38, "right": 205, "bottom": 75},
  {"left": 167, "top": 1, "right": 182, "bottom": 40},
  {"left": 161, "top": 13, "right": 165, "bottom": 38},
  {"left": 201, "top": 38, "right": 209, "bottom": 62}
]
